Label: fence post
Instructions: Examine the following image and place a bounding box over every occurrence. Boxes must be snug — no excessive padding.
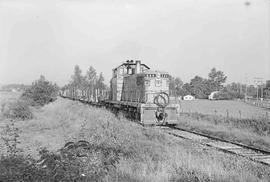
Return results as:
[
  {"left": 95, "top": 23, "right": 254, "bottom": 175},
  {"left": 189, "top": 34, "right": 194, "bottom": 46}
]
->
[{"left": 239, "top": 110, "right": 241, "bottom": 119}]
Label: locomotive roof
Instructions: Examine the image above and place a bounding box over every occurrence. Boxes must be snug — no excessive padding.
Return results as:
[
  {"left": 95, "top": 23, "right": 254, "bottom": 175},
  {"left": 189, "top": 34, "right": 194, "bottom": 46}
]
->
[{"left": 113, "top": 61, "right": 150, "bottom": 71}]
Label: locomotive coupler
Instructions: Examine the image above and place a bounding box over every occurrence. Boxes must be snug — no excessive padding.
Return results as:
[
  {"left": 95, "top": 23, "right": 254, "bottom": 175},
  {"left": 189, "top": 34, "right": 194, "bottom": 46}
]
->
[
  {"left": 155, "top": 107, "right": 168, "bottom": 125},
  {"left": 154, "top": 92, "right": 170, "bottom": 125}
]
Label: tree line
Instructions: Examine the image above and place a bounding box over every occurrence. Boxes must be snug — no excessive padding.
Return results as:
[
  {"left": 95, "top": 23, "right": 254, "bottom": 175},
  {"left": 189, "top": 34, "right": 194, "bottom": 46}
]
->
[
  {"left": 64, "top": 65, "right": 268, "bottom": 100},
  {"left": 169, "top": 68, "right": 227, "bottom": 99},
  {"left": 169, "top": 68, "right": 268, "bottom": 99},
  {"left": 63, "top": 65, "right": 106, "bottom": 94}
]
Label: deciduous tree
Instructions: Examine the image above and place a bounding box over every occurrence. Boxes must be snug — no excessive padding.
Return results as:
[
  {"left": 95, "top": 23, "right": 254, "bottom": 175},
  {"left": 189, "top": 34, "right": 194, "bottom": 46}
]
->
[
  {"left": 208, "top": 68, "right": 227, "bottom": 91},
  {"left": 96, "top": 72, "right": 105, "bottom": 90},
  {"left": 70, "top": 65, "right": 84, "bottom": 89},
  {"left": 169, "top": 76, "right": 183, "bottom": 96},
  {"left": 86, "top": 66, "right": 97, "bottom": 92}
]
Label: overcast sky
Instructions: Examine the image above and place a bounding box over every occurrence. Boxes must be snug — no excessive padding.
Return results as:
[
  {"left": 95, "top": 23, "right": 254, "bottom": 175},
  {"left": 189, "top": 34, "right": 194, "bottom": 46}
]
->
[{"left": 0, "top": 0, "right": 269, "bottom": 86}]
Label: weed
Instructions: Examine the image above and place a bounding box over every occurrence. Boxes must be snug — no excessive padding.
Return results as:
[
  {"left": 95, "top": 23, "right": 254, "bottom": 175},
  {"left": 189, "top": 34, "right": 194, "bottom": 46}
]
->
[
  {"left": 20, "top": 75, "right": 58, "bottom": 107},
  {"left": 1, "top": 98, "right": 270, "bottom": 182},
  {"left": 1, "top": 120, "right": 23, "bottom": 156},
  {"left": 1, "top": 100, "right": 33, "bottom": 120},
  {"left": 185, "top": 112, "right": 270, "bottom": 136},
  {"left": 178, "top": 112, "right": 270, "bottom": 151}
]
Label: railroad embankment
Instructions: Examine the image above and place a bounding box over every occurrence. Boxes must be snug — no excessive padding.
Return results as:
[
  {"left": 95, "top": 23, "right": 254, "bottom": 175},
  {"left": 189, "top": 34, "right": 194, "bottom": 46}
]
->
[{"left": 1, "top": 97, "right": 270, "bottom": 181}]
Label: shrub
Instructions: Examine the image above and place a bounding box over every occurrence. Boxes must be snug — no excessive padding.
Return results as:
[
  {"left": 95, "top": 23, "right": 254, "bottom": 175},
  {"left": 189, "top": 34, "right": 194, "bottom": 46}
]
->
[
  {"left": 1, "top": 100, "right": 33, "bottom": 120},
  {"left": 212, "top": 90, "right": 245, "bottom": 100},
  {"left": 0, "top": 144, "right": 120, "bottom": 182},
  {"left": 21, "top": 75, "right": 59, "bottom": 106},
  {"left": 0, "top": 119, "right": 120, "bottom": 182},
  {"left": 35, "top": 142, "right": 120, "bottom": 181},
  {"left": 0, "top": 119, "right": 38, "bottom": 182},
  {"left": 213, "top": 90, "right": 233, "bottom": 100},
  {"left": 0, "top": 155, "right": 40, "bottom": 182}
]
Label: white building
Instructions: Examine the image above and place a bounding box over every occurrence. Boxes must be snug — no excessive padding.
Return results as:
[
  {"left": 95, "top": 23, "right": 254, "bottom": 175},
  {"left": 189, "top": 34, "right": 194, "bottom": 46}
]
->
[
  {"left": 183, "top": 95, "right": 195, "bottom": 100},
  {"left": 11, "top": 88, "right": 18, "bottom": 92},
  {"left": 208, "top": 91, "right": 219, "bottom": 100}
]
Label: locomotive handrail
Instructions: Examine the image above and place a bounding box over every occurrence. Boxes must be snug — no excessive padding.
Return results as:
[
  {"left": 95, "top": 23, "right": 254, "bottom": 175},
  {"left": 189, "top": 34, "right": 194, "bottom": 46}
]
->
[{"left": 153, "top": 92, "right": 170, "bottom": 108}]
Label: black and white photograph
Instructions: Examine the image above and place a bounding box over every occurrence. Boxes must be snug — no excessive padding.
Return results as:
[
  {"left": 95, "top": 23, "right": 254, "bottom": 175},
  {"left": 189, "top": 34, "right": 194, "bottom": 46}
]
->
[{"left": 0, "top": 0, "right": 270, "bottom": 181}]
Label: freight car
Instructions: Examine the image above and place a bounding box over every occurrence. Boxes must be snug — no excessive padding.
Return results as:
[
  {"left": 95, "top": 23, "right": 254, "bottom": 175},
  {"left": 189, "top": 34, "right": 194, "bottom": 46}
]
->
[{"left": 61, "top": 60, "right": 179, "bottom": 125}]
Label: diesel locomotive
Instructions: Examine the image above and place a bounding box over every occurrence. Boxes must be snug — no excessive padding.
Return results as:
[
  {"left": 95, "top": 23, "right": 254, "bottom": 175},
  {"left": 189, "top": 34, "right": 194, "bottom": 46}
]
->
[{"left": 61, "top": 60, "right": 179, "bottom": 125}]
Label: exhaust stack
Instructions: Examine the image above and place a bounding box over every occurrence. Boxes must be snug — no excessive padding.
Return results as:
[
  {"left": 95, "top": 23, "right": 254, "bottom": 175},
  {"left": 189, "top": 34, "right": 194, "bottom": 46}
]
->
[{"left": 135, "top": 60, "right": 141, "bottom": 74}]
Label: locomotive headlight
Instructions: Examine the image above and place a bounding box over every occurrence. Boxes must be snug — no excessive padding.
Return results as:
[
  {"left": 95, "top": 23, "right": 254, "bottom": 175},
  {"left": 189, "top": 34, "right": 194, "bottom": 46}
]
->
[{"left": 156, "top": 72, "right": 160, "bottom": 79}]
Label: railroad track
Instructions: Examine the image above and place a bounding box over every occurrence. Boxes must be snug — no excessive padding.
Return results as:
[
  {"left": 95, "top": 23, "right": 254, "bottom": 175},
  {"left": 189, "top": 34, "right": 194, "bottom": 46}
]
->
[{"left": 159, "top": 125, "right": 270, "bottom": 166}]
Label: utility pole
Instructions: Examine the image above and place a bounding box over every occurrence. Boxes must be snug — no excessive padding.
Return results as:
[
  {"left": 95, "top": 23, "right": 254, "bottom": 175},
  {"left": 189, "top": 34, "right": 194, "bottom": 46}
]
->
[
  {"left": 260, "top": 80, "right": 263, "bottom": 100},
  {"left": 244, "top": 75, "right": 248, "bottom": 101},
  {"left": 254, "top": 77, "right": 263, "bottom": 101}
]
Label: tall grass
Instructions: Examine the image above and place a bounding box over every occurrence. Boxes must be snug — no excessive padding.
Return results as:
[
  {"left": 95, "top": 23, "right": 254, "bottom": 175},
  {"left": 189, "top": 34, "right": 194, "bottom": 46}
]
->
[
  {"left": 178, "top": 112, "right": 270, "bottom": 151},
  {"left": 1, "top": 98, "right": 270, "bottom": 181},
  {"left": 1, "top": 100, "right": 33, "bottom": 121},
  {"left": 0, "top": 119, "right": 120, "bottom": 182},
  {"left": 184, "top": 112, "right": 270, "bottom": 136}
]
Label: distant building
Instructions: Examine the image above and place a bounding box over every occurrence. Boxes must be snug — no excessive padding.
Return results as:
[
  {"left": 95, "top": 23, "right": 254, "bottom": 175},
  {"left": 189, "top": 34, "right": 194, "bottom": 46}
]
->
[
  {"left": 183, "top": 95, "right": 195, "bottom": 100},
  {"left": 11, "top": 88, "right": 18, "bottom": 92},
  {"left": 208, "top": 91, "right": 219, "bottom": 100}
]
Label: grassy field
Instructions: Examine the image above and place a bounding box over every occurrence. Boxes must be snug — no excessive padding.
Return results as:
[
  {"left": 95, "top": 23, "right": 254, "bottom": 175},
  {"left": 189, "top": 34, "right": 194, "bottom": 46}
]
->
[
  {"left": 1, "top": 97, "right": 270, "bottom": 181},
  {"left": 180, "top": 99, "right": 270, "bottom": 120},
  {"left": 177, "top": 99, "right": 270, "bottom": 152},
  {"left": 177, "top": 113, "right": 270, "bottom": 151}
]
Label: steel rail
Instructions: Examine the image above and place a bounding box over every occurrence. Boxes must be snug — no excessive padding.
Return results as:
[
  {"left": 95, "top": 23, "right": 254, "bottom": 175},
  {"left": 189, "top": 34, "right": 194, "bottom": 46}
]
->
[
  {"left": 168, "top": 124, "right": 270, "bottom": 155},
  {"left": 161, "top": 124, "right": 270, "bottom": 166}
]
